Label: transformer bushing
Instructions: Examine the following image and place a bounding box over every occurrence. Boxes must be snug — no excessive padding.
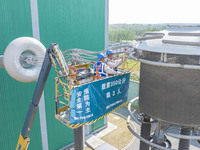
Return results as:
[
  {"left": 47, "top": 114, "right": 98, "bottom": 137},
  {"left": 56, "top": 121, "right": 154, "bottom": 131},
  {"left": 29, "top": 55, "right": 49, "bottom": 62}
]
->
[{"left": 127, "top": 25, "right": 200, "bottom": 150}]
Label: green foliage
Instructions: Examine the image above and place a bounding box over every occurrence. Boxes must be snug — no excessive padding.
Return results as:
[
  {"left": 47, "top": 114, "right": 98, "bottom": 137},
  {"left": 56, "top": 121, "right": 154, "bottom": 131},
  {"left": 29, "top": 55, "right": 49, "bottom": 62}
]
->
[
  {"left": 109, "top": 24, "right": 166, "bottom": 42},
  {"left": 130, "top": 75, "right": 140, "bottom": 82},
  {"left": 109, "top": 29, "right": 135, "bottom": 42}
]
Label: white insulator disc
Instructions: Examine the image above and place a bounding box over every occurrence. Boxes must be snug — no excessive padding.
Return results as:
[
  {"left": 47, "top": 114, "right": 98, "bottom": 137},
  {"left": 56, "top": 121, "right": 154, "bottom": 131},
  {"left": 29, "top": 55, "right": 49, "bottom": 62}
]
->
[{"left": 3, "top": 37, "right": 46, "bottom": 82}]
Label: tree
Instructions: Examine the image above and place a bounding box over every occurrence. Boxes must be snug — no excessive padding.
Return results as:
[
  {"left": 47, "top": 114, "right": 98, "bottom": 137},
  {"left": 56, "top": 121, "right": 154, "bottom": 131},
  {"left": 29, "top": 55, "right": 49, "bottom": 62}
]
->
[
  {"left": 109, "top": 29, "right": 135, "bottom": 42},
  {"left": 109, "top": 24, "right": 166, "bottom": 40}
]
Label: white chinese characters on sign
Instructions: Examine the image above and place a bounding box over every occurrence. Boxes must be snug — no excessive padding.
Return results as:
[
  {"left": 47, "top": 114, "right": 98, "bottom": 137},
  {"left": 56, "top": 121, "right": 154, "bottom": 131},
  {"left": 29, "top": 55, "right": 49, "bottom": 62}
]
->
[
  {"left": 75, "top": 87, "right": 93, "bottom": 121},
  {"left": 112, "top": 91, "right": 115, "bottom": 96},
  {"left": 101, "top": 77, "right": 126, "bottom": 91},
  {"left": 117, "top": 79, "right": 122, "bottom": 85},
  {"left": 86, "top": 107, "right": 91, "bottom": 113},
  {"left": 85, "top": 101, "right": 90, "bottom": 107},
  {"left": 117, "top": 88, "right": 121, "bottom": 95},
  {"left": 107, "top": 82, "right": 110, "bottom": 88},
  {"left": 76, "top": 90, "right": 83, "bottom": 110},
  {"left": 84, "top": 88, "right": 89, "bottom": 95},
  {"left": 77, "top": 91, "right": 82, "bottom": 97},
  {"left": 106, "top": 92, "right": 111, "bottom": 99},
  {"left": 110, "top": 80, "right": 116, "bottom": 87},
  {"left": 122, "top": 78, "right": 126, "bottom": 84},
  {"left": 84, "top": 87, "right": 91, "bottom": 114},
  {"left": 102, "top": 83, "right": 106, "bottom": 90},
  {"left": 84, "top": 95, "right": 89, "bottom": 101},
  {"left": 77, "top": 97, "right": 82, "bottom": 103},
  {"left": 100, "top": 77, "right": 127, "bottom": 99},
  {"left": 76, "top": 103, "right": 82, "bottom": 109}
]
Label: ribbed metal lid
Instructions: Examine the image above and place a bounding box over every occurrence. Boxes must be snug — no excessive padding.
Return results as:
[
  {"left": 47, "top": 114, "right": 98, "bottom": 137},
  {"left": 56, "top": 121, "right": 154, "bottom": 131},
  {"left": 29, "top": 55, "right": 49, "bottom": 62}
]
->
[{"left": 136, "top": 25, "right": 200, "bottom": 55}]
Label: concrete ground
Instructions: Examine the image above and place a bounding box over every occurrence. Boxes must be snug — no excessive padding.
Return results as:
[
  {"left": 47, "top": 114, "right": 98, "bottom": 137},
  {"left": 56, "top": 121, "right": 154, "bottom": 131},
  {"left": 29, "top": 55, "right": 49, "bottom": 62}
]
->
[{"left": 85, "top": 113, "right": 135, "bottom": 150}]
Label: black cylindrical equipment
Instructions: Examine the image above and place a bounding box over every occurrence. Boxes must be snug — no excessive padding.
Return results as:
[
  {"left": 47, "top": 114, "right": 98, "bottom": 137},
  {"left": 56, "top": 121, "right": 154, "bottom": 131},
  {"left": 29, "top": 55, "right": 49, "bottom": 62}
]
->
[
  {"left": 139, "top": 63, "right": 200, "bottom": 126},
  {"left": 134, "top": 25, "right": 200, "bottom": 150},
  {"left": 136, "top": 26, "right": 200, "bottom": 127}
]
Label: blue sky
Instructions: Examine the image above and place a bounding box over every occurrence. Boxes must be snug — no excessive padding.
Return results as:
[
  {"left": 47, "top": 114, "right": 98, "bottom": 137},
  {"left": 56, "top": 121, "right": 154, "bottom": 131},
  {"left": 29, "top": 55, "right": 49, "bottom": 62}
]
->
[{"left": 109, "top": 0, "right": 200, "bottom": 24}]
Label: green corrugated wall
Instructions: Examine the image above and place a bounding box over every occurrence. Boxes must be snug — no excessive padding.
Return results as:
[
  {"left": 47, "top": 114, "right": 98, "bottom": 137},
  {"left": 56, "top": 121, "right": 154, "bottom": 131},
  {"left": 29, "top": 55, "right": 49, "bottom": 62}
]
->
[
  {"left": 38, "top": 0, "right": 105, "bottom": 51},
  {"left": 0, "top": 0, "right": 43, "bottom": 150},
  {"left": 0, "top": 0, "right": 106, "bottom": 149},
  {"left": 38, "top": 0, "right": 105, "bottom": 149}
]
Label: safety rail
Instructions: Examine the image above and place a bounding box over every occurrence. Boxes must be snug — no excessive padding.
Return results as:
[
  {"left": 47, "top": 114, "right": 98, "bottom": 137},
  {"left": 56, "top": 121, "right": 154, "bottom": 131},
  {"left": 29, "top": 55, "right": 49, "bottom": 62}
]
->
[
  {"left": 136, "top": 35, "right": 164, "bottom": 41},
  {"left": 168, "top": 32, "right": 200, "bottom": 36},
  {"left": 129, "top": 52, "right": 200, "bottom": 70},
  {"left": 162, "top": 40, "right": 200, "bottom": 46},
  {"left": 145, "top": 32, "right": 165, "bottom": 36}
]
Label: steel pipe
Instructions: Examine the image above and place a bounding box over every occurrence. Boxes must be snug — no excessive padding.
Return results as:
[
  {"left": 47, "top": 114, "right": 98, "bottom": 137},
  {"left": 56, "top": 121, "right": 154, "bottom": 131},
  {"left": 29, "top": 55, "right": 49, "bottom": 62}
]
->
[
  {"left": 168, "top": 32, "right": 200, "bottom": 36},
  {"left": 162, "top": 40, "right": 200, "bottom": 46},
  {"left": 136, "top": 35, "right": 164, "bottom": 41},
  {"left": 127, "top": 97, "right": 142, "bottom": 126},
  {"left": 145, "top": 32, "right": 165, "bottom": 36},
  {"left": 166, "top": 131, "right": 200, "bottom": 140}
]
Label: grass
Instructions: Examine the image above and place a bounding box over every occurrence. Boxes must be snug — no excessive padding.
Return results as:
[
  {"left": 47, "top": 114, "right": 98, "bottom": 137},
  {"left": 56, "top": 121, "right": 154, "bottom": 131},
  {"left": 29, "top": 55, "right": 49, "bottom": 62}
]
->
[
  {"left": 130, "top": 74, "right": 140, "bottom": 81},
  {"left": 126, "top": 59, "right": 140, "bottom": 71},
  {"left": 119, "top": 58, "right": 140, "bottom": 82},
  {"left": 85, "top": 146, "right": 92, "bottom": 150},
  {"left": 84, "top": 113, "right": 135, "bottom": 150},
  {"left": 101, "top": 113, "right": 134, "bottom": 149}
]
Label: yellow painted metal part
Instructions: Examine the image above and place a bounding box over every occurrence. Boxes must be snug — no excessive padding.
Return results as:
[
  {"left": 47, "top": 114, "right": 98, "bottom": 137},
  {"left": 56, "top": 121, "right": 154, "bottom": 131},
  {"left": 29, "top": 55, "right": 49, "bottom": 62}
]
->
[
  {"left": 73, "top": 63, "right": 90, "bottom": 70},
  {"left": 57, "top": 105, "right": 69, "bottom": 114},
  {"left": 55, "top": 114, "right": 70, "bottom": 126},
  {"left": 120, "top": 56, "right": 139, "bottom": 72},
  {"left": 16, "top": 133, "right": 30, "bottom": 150},
  {"left": 55, "top": 77, "right": 59, "bottom": 101},
  {"left": 55, "top": 101, "right": 128, "bottom": 129}
]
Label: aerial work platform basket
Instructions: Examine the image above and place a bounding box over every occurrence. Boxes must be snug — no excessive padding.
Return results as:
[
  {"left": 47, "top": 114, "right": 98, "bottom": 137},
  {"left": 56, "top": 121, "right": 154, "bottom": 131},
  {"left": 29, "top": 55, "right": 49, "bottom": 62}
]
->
[
  {"left": 50, "top": 44, "right": 130, "bottom": 129},
  {"left": 2, "top": 37, "right": 133, "bottom": 150}
]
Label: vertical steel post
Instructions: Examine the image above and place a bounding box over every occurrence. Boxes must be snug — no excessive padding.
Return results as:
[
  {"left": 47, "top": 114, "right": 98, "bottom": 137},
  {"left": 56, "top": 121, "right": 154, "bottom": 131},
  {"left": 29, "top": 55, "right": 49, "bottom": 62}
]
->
[
  {"left": 178, "top": 127, "right": 191, "bottom": 150},
  {"left": 139, "top": 115, "right": 151, "bottom": 150},
  {"left": 74, "top": 126, "right": 85, "bottom": 150}
]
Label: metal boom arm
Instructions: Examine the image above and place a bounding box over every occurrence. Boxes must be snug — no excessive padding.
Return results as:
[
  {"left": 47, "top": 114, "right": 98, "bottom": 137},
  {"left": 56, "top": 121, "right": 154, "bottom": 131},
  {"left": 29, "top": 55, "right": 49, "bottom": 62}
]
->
[{"left": 16, "top": 44, "right": 53, "bottom": 150}]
